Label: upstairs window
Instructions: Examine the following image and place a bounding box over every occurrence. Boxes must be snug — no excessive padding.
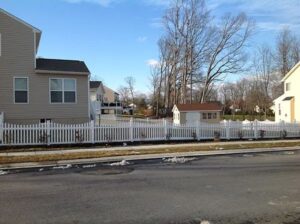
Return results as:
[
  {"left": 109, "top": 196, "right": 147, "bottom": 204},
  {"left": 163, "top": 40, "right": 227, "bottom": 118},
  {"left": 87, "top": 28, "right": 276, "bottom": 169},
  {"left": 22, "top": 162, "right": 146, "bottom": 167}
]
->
[
  {"left": 286, "top": 82, "right": 291, "bottom": 91},
  {"left": 14, "top": 77, "right": 28, "bottom": 103},
  {"left": 50, "top": 78, "right": 76, "bottom": 103}
]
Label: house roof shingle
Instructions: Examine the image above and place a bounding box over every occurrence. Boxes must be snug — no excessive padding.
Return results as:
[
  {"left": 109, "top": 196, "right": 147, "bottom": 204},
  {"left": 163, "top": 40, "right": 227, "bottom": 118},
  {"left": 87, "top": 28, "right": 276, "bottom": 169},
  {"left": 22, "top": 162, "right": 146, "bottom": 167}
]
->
[
  {"left": 175, "top": 102, "right": 223, "bottom": 111},
  {"left": 90, "top": 81, "right": 103, "bottom": 89},
  {"left": 36, "top": 58, "right": 90, "bottom": 74}
]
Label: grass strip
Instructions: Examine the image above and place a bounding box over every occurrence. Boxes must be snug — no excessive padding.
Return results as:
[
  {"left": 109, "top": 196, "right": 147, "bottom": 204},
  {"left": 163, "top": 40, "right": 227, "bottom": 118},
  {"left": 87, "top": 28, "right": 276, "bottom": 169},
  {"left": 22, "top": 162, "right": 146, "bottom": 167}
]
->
[{"left": 1, "top": 141, "right": 300, "bottom": 164}]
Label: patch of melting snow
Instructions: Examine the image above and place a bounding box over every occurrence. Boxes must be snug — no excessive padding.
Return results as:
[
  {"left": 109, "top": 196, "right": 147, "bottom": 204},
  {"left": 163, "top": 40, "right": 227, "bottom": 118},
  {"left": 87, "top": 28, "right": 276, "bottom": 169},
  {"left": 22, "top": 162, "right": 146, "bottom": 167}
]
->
[
  {"left": 0, "top": 170, "right": 8, "bottom": 175},
  {"left": 283, "top": 151, "right": 295, "bottom": 155},
  {"left": 268, "top": 201, "right": 278, "bottom": 206},
  {"left": 200, "top": 221, "right": 211, "bottom": 224},
  {"left": 53, "top": 164, "right": 72, "bottom": 170},
  {"left": 82, "top": 164, "right": 96, "bottom": 169},
  {"left": 163, "top": 157, "right": 195, "bottom": 163},
  {"left": 110, "top": 160, "right": 130, "bottom": 166}
]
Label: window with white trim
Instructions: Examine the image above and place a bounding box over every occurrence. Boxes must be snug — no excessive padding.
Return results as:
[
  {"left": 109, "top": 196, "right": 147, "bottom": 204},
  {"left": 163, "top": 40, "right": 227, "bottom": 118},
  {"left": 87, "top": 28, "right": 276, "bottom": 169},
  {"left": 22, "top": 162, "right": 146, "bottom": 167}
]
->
[
  {"left": 50, "top": 78, "right": 76, "bottom": 103},
  {"left": 14, "top": 77, "right": 28, "bottom": 103}
]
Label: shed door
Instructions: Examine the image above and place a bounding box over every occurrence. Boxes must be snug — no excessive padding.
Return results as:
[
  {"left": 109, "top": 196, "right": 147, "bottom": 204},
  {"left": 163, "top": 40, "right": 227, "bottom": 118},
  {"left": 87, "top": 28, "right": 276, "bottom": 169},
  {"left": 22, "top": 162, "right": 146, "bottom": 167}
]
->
[{"left": 186, "top": 112, "right": 199, "bottom": 124}]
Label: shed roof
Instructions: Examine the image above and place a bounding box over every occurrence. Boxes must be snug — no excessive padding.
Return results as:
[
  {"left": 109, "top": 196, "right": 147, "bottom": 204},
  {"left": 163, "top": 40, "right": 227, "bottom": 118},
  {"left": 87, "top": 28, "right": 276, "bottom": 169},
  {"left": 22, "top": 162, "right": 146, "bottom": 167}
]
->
[{"left": 175, "top": 102, "right": 222, "bottom": 112}]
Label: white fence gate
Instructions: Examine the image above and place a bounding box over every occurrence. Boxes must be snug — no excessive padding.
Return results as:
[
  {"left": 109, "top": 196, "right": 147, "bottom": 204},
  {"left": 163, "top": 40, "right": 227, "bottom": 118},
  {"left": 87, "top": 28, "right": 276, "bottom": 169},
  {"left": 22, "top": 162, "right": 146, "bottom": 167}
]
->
[{"left": 0, "top": 119, "right": 299, "bottom": 146}]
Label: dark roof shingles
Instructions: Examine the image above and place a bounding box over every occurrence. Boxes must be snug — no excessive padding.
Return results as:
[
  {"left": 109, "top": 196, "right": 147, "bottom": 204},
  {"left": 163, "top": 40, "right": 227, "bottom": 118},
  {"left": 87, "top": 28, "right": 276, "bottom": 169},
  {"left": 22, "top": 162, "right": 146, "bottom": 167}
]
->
[
  {"left": 90, "top": 81, "right": 102, "bottom": 89},
  {"left": 36, "top": 58, "right": 90, "bottom": 74}
]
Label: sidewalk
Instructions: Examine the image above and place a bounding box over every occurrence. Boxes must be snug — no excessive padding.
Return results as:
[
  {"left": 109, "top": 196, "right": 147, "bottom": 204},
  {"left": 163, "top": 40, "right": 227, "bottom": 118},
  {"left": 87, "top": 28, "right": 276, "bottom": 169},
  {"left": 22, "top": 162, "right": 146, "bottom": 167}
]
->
[{"left": 1, "top": 139, "right": 300, "bottom": 170}]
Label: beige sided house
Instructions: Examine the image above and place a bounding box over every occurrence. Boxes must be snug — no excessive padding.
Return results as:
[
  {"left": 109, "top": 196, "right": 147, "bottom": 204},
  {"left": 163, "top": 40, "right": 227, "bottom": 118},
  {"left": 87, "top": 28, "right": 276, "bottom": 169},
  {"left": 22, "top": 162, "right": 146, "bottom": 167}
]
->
[
  {"left": 172, "top": 103, "right": 223, "bottom": 125},
  {"left": 274, "top": 61, "right": 300, "bottom": 123},
  {"left": 0, "top": 8, "right": 90, "bottom": 124}
]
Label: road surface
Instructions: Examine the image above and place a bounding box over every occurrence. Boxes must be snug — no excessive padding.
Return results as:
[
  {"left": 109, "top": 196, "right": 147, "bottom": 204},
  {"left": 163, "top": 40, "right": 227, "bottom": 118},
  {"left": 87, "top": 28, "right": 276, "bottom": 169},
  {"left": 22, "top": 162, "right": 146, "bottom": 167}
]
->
[{"left": 1, "top": 151, "right": 300, "bottom": 224}]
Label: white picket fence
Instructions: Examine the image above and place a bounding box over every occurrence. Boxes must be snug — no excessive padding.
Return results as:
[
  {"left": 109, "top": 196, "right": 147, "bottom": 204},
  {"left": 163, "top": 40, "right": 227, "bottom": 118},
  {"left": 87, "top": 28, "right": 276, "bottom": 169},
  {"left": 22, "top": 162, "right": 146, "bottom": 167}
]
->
[{"left": 0, "top": 119, "right": 300, "bottom": 146}]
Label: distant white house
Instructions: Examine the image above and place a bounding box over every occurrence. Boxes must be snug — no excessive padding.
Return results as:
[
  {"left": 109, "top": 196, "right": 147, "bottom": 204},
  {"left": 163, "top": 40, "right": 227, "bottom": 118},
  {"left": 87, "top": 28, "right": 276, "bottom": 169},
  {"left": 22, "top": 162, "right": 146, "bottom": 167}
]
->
[
  {"left": 172, "top": 103, "right": 223, "bottom": 125},
  {"left": 273, "top": 61, "right": 300, "bottom": 123}
]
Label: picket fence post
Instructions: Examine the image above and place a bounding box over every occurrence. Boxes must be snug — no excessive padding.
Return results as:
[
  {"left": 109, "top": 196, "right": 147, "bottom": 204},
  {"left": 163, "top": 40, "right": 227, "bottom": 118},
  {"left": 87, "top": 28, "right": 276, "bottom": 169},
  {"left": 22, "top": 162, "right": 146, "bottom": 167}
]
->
[
  {"left": 130, "top": 117, "right": 134, "bottom": 142},
  {"left": 226, "top": 120, "right": 230, "bottom": 140},
  {"left": 254, "top": 120, "right": 258, "bottom": 139},
  {"left": 164, "top": 119, "right": 168, "bottom": 140},
  {"left": 0, "top": 122, "right": 3, "bottom": 145},
  {"left": 46, "top": 121, "right": 51, "bottom": 146},
  {"left": 196, "top": 120, "right": 200, "bottom": 141},
  {"left": 90, "top": 120, "right": 95, "bottom": 144}
]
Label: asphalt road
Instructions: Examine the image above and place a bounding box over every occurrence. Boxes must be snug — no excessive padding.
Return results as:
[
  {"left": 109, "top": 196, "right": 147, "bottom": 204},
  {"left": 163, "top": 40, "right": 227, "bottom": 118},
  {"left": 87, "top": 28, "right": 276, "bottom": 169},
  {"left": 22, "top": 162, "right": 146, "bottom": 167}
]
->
[{"left": 1, "top": 151, "right": 300, "bottom": 224}]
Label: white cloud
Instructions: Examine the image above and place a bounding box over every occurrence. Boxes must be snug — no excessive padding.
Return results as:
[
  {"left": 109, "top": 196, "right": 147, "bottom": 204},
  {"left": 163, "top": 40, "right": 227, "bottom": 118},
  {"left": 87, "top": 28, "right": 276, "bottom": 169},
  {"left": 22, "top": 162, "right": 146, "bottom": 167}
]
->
[
  {"left": 137, "top": 36, "right": 148, "bottom": 43},
  {"left": 147, "top": 59, "right": 160, "bottom": 67},
  {"left": 64, "top": 0, "right": 117, "bottom": 7}
]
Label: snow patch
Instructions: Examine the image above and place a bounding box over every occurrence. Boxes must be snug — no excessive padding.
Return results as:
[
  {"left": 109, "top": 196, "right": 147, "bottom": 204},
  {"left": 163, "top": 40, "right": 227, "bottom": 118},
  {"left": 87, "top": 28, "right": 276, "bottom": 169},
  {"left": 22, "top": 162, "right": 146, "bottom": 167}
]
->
[
  {"left": 53, "top": 164, "right": 72, "bottom": 170},
  {"left": 39, "top": 168, "right": 44, "bottom": 172},
  {"left": 283, "top": 151, "right": 295, "bottom": 155},
  {"left": 163, "top": 157, "right": 195, "bottom": 164},
  {"left": 200, "top": 221, "right": 211, "bottom": 224},
  {"left": 82, "top": 164, "right": 96, "bottom": 169},
  {"left": 110, "top": 160, "right": 130, "bottom": 166},
  {"left": 0, "top": 170, "right": 8, "bottom": 175}
]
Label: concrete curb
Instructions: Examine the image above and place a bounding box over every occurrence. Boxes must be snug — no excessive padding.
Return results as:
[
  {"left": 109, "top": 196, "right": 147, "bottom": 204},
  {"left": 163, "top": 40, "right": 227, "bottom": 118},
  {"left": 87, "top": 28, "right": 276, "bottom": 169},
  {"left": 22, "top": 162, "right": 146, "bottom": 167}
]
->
[{"left": 1, "top": 146, "right": 299, "bottom": 171}]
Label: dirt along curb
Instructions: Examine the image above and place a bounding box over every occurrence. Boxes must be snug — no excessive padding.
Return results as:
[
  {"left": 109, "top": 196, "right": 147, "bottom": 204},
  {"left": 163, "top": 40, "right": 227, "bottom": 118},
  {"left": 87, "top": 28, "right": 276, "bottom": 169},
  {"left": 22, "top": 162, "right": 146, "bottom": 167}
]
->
[{"left": 0, "top": 145, "right": 299, "bottom": 172}]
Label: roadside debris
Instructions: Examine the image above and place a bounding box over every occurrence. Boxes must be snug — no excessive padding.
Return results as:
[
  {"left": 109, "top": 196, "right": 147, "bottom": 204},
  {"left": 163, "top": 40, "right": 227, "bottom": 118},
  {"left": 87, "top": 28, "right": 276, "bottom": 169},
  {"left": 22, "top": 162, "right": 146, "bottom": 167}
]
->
[
  {"left": 163, "top": 157, "right": 195, "bottom": 163},
  {"left": 110, "top": 160, "right": 130, "bottom": 166}
]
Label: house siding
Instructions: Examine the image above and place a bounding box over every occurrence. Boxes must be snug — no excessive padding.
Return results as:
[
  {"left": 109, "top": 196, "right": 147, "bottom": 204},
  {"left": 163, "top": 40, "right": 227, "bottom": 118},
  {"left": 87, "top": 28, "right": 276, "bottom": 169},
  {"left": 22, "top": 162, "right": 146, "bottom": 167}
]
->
[
  {"left": 0, "top": 11, "right": 89, "bottom": 124},
  {"left": 274, "top": 65, "right": 300, "bottom": 123}
]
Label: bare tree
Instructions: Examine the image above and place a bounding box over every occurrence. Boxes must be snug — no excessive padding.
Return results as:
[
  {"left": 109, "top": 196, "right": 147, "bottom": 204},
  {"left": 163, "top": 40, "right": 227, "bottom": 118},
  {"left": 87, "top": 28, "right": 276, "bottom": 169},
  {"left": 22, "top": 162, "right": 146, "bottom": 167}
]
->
[
  {"left": 124, "top": 76, "right": 135, "bottom": 105},
  {"left": 118, "top": 86, "right": 130, "bottom": 106},
  {"left": 200, "top": 13, "right": 255, "bottom": 102},
  {"left": 275, "top": 27, "right": 300, "bottom": 77},
  {"left": 253, "top": 44, "right": 275, "bottom": 119}
]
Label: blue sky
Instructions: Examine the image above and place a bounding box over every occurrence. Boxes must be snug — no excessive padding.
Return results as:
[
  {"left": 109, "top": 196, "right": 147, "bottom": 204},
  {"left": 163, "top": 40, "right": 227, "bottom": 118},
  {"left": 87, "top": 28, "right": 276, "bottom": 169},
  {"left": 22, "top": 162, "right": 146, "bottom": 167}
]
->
[{"left": 0, "top": 0, "right": 299, "bottom": 93}]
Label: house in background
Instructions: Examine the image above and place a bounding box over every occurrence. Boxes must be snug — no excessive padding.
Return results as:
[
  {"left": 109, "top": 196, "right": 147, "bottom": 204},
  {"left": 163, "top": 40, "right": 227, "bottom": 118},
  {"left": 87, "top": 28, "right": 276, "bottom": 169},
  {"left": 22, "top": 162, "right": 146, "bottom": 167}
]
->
[
  {"left": 274, "top": 61, "right": 300, "bottom": 123},
  {"left": 89, "top": 81, "right": 122, "bottom": 120},
  {"left": 172, "top": 103, "right": 223, "bottom": 125},
  {"left": 0, "top": 8, "right": 90, "bottom": 124}
]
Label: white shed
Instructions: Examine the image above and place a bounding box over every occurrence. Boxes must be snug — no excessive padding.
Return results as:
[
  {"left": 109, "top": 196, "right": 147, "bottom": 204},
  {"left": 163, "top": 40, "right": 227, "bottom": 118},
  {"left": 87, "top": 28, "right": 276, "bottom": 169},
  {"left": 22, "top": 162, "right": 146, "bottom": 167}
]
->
[{"left": 172, "top": 103, "right": 223, "bottom": 125}]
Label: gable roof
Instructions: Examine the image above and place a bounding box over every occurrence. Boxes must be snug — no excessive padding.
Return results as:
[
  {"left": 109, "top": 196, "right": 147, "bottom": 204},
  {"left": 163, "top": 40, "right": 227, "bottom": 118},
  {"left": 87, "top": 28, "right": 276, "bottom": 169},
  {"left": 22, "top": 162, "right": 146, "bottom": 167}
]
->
[
  {"left": 0, "top": 8, "right": 42, "bottom": 51},
  {"left": 282, "top": 61, "right": 300, "bottom": 82},
  {"left": 174, "top": 102, "right": 223, "bottom": 112},
  {"left": 36, "top": 58, "right": 90, "bottom": 75},
  {"left": 90, "top": 81, "right": 103, "bottom": 89}
]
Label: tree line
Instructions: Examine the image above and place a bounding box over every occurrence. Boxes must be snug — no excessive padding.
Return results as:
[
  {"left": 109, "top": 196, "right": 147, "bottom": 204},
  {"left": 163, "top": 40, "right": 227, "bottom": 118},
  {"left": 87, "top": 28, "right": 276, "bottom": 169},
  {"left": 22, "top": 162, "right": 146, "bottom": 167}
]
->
[
  {"left": 118, "top": 0, "right": 300, "bottom": 118},
  {"left": 148, "top": 0, "right": 300, "bottom": 118}
]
